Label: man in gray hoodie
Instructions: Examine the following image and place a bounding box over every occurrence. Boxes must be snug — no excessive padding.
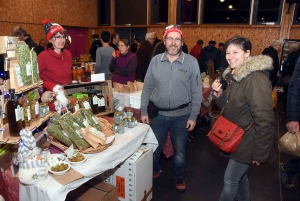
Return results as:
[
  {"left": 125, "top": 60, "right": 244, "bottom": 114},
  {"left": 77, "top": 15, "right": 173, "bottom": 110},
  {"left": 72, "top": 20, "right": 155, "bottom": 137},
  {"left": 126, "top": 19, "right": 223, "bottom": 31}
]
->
[{"left": 141, "top": 24, "right": 202, "bottom": 191}]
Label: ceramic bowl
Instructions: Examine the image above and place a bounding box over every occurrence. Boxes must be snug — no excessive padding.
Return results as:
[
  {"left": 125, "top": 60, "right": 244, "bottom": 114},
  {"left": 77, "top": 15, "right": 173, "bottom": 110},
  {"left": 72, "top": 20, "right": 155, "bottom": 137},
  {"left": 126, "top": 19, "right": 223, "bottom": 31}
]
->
[
  {"left": 48, "top": 161, "right": 71, "bottom": 176},
  {"left": 66, "top": 153, "right": 87, "bottom": 166}
]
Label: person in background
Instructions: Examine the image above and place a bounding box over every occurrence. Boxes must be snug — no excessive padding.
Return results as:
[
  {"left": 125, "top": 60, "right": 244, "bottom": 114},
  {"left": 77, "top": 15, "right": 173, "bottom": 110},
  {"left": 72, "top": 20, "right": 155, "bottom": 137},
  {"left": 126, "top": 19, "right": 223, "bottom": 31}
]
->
[
  {"left": 34, "top": 39, "right": 46, "bottom": 55},
  {"left": 212, "top": 36, "right": 274, "bottom": 201},
  {"left": 109, "top": 39, "right": 137, "bottom": 84},
  {"left": 151, "top": 30, "right": 162, "bottom": 48},
  {"left": 199, "top": 40, "right": 219, "bottom": 73},
  {"left": 278, "top": 42, "right": 300, "bottom": 115},
  {"left": 95, "top": 31, "right": 115, "bottom": 80},
  {"left": 12, "top": 27, "right": 37, "bottom": 51},
  {"left": 135, "top": 33, "right": 155, "bottom": 82},
  {"left": 109, "top": 33, "right": 120, "bottom": 50},
  {"left": 141, "top": 24, "right": 202, "bottom": 192},
  {"left": 130, "top": 37, "right": 141, "bottom": 54},
  {"left": 190, "top": 39, "right": 203, "bottom": 62},
  {"left": 262, "top": 40, "right": 281, "bottom": 88},
  {"left": 280, "top": 53, "right": 300, "bottom": 191},
  {"left": 218, "top": 42, "right": 229, "bottom": 73},
  {"left": 89, "top": 34, "right": 102, "bottom": 62},
  {"left": 38, "top": 19, "right": 72, "bottom": 86}
]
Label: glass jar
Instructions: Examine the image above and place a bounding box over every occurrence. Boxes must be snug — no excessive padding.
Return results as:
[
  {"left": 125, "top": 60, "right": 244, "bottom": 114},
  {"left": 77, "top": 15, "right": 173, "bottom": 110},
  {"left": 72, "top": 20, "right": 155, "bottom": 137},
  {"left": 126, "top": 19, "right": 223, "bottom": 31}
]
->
[
  {"left": 72, "top": 67, "right": 77, "bottom": 80},
  {"left": 114, "top": 112, "right": 121, "bottom": 124},
  {"left": 123, "top": 118, "right": 128, "bottom": 127},
  {"left": 126, "top": 108, "right": 133, "bottom": 118},
  {"left": 128, "top": 118, "right": 135, "bottom": 128},
  {"left": 39, "top": 104, "right": 46, "bottom": 118},
  {"left": 118, "top": 121, "right": 125, "bottom": 134},
  {"left": 112, "top": 123, "right": 118, "bottom": 133},
  {"left": 132, "top": 116, "right": 137, "bottom": 126},
  {"left": 42, "top": 146, "right": 51, "bottom": 162}
]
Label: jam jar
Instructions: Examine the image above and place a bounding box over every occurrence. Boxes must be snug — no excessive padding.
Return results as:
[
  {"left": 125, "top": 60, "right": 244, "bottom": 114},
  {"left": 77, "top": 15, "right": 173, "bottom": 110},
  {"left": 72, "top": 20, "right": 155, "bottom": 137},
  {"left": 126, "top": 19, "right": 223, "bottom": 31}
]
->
[{"left": 118, "top": 121, "right": 125, "bottom": 134}]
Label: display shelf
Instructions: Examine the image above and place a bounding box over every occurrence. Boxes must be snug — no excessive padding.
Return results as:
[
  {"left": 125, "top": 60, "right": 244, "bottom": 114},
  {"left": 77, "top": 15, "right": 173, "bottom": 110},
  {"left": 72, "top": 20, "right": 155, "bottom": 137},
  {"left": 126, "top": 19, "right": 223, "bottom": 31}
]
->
[
  {"left": 0, "top": 111, "right": 55, "bottom": 144},
  {"left": 64, "top": 80, "right": 114, "bottom": 116},
  {"left": 14, "top": 80, "right": 43, "bottom": 94}
]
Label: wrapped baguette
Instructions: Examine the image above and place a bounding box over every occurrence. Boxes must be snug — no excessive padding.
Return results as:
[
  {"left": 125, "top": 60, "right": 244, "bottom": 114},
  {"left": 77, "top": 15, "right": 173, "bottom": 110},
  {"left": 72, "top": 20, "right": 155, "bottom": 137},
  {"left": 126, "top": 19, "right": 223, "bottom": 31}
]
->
[
  {"left": 78, "top": 129, "right": 100, "bottom": 149},
  {"left": 85, "top": 126, "right": 106, "bottom": 145},
  {"left": 50, "top": 113, "right": 62, "bottom": 125},
  {"left": 72, "top": 110, "right": 90, "bottom": 128},
  {"left": 81, "top": 109, "right": 102, "bottom": 131},
  {"left": 47, "top": 124, "right": 77, "bottom": 148},
  {"left": 59, "top": 119, "right": 90, "bottom": 151}
]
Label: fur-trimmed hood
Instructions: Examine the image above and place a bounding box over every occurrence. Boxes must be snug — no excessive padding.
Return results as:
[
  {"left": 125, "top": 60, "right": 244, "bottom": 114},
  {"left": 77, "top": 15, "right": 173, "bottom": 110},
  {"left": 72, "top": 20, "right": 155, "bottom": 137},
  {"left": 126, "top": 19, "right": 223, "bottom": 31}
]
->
[{"left": 222, "top": 54, "right": 273, "bottom": 82}]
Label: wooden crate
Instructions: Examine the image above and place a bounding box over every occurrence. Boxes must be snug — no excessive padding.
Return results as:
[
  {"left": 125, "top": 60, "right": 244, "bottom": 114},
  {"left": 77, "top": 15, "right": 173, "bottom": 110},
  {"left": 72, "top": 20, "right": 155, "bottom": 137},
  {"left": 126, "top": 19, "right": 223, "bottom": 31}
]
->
[{"left": 64, "top": 80, "right": 114, "bottom": 116}]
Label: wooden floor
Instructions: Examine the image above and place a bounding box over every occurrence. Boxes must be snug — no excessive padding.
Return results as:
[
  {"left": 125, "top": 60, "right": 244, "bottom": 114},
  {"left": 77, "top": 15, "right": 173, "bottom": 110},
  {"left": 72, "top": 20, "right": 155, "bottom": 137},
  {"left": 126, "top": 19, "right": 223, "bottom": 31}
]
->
[{"left": 152, "top": 109, "right": 300, "bottom": 201}]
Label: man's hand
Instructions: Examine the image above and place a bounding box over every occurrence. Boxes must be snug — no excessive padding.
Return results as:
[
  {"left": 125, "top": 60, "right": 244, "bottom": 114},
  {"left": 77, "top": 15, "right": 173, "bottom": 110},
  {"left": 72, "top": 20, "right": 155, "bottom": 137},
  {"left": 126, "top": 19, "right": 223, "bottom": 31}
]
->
[
  {"left": 186, "top": 120, "right": 196, "bottom": 131},
  {"left": 141, "top": 116, "right": 150, "bottom": 124},
  {"left": 286, "top": 121, "right": 300, "bottom": 133}
]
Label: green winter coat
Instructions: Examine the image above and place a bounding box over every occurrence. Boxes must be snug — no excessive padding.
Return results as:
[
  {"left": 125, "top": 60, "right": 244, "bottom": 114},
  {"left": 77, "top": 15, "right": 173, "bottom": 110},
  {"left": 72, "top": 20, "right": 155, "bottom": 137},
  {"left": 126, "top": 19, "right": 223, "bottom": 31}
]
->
[{"left": 215, "top": 55, "right": 275, "bottom": 164}]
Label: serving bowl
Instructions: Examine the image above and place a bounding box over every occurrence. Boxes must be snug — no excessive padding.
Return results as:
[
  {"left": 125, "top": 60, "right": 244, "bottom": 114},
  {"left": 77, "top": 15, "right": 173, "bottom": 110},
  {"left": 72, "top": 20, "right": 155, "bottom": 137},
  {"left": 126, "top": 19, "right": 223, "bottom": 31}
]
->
[
  {"left": 66, "top": 153, "right": 87, "bottom": 166},
  {"left": 48, "top": 161, "right": 70, "bottom": 176}
]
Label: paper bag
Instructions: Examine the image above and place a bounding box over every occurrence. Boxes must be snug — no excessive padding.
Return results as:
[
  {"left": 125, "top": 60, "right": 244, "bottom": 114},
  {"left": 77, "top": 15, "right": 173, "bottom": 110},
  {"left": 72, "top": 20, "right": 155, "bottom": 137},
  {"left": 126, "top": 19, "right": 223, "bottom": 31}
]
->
[{"left": 278, "top": 132, "right": 300, "bottom": 157}]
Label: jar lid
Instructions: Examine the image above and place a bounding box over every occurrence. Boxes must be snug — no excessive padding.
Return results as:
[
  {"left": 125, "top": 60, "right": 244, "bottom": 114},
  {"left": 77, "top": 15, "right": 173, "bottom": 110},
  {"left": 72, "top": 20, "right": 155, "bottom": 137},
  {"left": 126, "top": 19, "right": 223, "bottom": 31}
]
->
[
  {"left": 42, "top": 146, "right": 50, "bottom": 151},
  {"left": 127, "top": 118, "right": 133, "bottom": 122},
  {"left": 127, "top": 108, "right": 133, "bottom": 112},
  {"left": 119, "top": 121, "right": 124, "bottom": 125},
  {"left": 114, "top": 112, "right": 120, "bottom": 116}
]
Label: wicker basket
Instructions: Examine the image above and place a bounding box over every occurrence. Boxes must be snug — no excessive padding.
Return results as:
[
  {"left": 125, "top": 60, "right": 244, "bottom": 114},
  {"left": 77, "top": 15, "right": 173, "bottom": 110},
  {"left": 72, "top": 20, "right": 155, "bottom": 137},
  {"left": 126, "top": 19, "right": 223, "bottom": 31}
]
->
[{"left": 49, "top": 117, "right": 115, "bottom": 154}]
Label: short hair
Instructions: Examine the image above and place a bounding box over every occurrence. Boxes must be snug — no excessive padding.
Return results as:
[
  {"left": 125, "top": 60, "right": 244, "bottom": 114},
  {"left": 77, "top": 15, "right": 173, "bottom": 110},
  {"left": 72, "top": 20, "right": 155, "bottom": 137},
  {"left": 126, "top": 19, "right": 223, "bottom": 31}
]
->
[
  {"left": 133, "top": 37, "right": 139, "bottom": 42},
  {"left": 224, "top": 36, "right": 252, "bottom": 53},
  {"left": 92, "top": 34, "right": 99, "bottom": 39},
  {"left": 145, "top": 33, "right": 154, "bottom": 40},
  {"left": 119, "top": 39, "right": 130, "bottom": 47},
  {"left": 12, "top": 26, "right": 27, "bottom": 37},
  {"left": 197, "top": 39, "right": 203, "bottom": 45},
  {"left": 208, "top": 40, "right": 216, "bottom": 45},
  {"left": 101, "top": 31, "right": 111, "bottom": 43},
  {"left": 271, "top": 40, "right": 281, "bottom": 47},
  {"left": 111, "top": 33, "right": 119, "bottom": 41},
  {"left": 289, "top": 42, "right": 299, "bottom": 53},
  {"left": 219, "top": 43, "right": 225, "bottom": 47}
]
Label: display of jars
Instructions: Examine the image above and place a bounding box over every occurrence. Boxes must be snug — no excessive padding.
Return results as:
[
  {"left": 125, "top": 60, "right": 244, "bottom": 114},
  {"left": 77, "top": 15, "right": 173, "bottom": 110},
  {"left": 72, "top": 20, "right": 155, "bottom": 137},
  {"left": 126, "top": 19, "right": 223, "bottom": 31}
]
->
[
  {"left": 114, "top": 112, "right": 121, "bottom": 124},
  {"left": 112, "top": 122, "right": 118, "bottom": 133},
  {"left": 128, "top": 118, "right": 135, "bottom": 128},
  {"left": 123, "top": 118, "right": 128, "bottom": 127},
  {"left": 118, "top": 121, "right": 125, "bottom": 134},
  {"left": 126, "top": 108, "right": 133, "bottom": 118}
]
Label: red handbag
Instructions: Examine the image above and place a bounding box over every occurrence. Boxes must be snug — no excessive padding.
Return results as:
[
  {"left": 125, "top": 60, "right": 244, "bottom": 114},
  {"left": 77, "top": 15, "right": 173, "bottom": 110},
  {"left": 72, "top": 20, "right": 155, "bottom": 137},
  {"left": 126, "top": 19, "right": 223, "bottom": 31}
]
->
[{"left": 207, "top": 116, "right": 253, "bottom": 153}]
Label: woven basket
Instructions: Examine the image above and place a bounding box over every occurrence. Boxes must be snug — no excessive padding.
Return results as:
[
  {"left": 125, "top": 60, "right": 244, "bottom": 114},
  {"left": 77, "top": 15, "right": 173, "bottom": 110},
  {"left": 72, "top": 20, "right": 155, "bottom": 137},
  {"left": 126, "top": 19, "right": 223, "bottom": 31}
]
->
[{"left": 49, "top": 117, "right": 115, "bottom": 154}]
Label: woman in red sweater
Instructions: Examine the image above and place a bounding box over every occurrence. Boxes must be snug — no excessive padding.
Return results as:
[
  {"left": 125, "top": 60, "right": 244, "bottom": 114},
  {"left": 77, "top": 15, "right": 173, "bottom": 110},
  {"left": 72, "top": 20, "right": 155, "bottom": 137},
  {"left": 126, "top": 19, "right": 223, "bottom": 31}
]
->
[{"left": 38, "top": 19, "right": 72, "bottom": 85}]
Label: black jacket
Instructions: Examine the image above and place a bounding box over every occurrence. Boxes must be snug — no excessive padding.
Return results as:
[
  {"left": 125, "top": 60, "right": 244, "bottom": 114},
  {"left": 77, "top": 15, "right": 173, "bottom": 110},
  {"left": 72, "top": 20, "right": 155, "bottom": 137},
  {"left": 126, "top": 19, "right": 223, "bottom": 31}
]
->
[
  {"left": 286, "top": 57, "right": 300, "bottom": 122},
  {"left": 34, "top": 45, "right": 45, "bottom": 55},
  {"left": 262, "top": 46, "right": 279, "bottom": 85},
  {"left": 199, "top": 45, "right": 219, "bottom": 73},
  {"left": 136, "top": 41, "right": 152, "bottom": 82},
  {"left": 89, "top": 40, "right": 102, "bottom": 62},
  {"left": 25, "top": 37, "right": 37, "bottom": 51}
]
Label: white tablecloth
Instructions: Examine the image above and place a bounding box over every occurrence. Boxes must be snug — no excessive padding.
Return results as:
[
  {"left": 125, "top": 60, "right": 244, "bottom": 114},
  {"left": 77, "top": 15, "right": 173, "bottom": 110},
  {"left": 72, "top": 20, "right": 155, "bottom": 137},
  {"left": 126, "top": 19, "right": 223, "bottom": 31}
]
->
[{"left": 19, "top": 123, "right": 158, "bottom": 201}]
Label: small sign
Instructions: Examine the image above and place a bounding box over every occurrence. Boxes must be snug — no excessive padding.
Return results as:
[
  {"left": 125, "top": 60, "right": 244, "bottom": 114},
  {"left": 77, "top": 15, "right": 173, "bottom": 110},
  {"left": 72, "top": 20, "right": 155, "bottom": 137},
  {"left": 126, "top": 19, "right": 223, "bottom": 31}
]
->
[{"left": 91, "top": 73, "right": 105, "bottom": 82}]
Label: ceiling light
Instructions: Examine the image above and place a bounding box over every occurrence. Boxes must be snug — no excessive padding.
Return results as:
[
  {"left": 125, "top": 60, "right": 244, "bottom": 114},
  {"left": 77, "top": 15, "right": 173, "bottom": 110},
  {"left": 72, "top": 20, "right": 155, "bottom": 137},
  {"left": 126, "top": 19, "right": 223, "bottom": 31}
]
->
[
  {"left": 228, "top": 5, "right": 233, "bottom": 9},
  {"left": 220, "top": 0, "right": 225, "bottom": 2},
  {"left": 227, "top": 17, "right": 230, "bottom": 20}
]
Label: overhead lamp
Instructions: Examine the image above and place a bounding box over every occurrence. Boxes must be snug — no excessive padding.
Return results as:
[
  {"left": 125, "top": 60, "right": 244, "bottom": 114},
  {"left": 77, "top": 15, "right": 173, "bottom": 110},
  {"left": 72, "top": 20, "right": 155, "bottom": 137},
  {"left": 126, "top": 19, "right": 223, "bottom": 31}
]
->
[
  {"left": 228, "top": 5, "right": 233, "bottom": 9},
  {"left": 220, "top": 0, "right": 225, "bottom": 2}
]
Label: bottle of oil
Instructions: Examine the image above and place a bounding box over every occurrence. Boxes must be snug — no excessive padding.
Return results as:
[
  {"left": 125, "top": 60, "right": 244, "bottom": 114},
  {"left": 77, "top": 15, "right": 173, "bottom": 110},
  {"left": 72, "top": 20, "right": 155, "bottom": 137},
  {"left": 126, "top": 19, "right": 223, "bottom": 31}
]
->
[
  {"left": 7, "top": 89, "right": 25, "bottom": 136},
  {"left": 89, "top": 86, "right": 99, "bottom": 114},
  {"left": 97, "top": 90, "right": 106, "bottom": 113}
]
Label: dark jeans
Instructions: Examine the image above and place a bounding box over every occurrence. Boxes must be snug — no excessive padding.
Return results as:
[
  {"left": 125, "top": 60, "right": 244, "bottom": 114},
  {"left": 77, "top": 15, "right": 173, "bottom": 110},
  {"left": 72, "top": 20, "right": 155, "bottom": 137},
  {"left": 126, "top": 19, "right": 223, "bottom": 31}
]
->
[
  {"left": 284, "top": 157, "right": 300, "bottom": 186},
  {"left": 150, "top": 113, "right": 189, "bottom": 180},
  {"left": 219, "top": 159, "right": 251, "bottom": 201}
]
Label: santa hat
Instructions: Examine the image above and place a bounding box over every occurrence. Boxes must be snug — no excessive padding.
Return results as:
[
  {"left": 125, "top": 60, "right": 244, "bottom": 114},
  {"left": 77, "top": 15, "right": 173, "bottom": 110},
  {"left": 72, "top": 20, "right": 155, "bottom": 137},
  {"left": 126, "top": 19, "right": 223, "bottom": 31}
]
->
[
  {"left": 42, "top": 19, "right": 65, "bottom": 41},
  {"left": 43, "top": 81, "right": 61, "bottom": 92},
  {"left": 163, "top": 24, "right": 184, "bottom": 40}
]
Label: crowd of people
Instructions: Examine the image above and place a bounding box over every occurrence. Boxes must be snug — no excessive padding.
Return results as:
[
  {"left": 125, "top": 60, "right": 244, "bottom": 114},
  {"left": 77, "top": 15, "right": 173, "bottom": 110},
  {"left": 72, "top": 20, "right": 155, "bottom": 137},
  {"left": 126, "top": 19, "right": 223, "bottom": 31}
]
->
[{"left": 7, "top": 21, "right": 300, "bottom": 200}]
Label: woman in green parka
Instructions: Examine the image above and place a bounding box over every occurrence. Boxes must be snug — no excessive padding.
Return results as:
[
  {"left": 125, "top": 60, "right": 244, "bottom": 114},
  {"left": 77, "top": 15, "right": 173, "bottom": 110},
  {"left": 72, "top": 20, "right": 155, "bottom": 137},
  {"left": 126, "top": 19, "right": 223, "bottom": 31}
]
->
[{"left": 212, "top": 36, "right": 275, "bottom": 201}]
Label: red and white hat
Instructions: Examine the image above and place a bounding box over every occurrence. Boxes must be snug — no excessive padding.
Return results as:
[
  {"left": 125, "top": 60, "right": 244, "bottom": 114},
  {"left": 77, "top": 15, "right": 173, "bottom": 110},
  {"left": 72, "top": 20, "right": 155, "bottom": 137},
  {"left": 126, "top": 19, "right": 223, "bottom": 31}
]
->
[
  {"left": 42, "top": 19, "right": 65, "bottom": 41},
  {"left": 163, "top": 24, "right": 184, "bottom": 40}
]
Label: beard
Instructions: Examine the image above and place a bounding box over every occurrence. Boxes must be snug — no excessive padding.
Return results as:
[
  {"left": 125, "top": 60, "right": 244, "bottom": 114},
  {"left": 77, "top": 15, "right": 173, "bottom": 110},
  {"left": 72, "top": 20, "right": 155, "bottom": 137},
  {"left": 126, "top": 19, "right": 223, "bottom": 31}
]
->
[
  {"left": 56, "top": 90, "right": 69, "bottom": 107},
  {"left": 166, "top": 44, "right": 182, "bottom": 56}
]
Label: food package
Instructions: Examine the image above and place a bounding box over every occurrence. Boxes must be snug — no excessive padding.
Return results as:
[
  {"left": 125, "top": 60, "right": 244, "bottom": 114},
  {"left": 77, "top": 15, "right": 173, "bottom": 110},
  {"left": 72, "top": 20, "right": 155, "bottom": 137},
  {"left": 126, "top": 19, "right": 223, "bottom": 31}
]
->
[
  {"left": 278, "top": 132, "right": 300, "bottom": 157},
  {"left": 72, "top": 110, "right": 90, "bottom": 128},
  {"left": 30, "top": 48, "right": 40, "bottom": 83},
  {"left": 78, "top": 128, "right": 100, "bottom": 149},
  {"left": 50, "top": 113, "right": 62, "bottom": 125},
  {"left": 16, "top": 41, "right": 32, "bottom": 86},
  {"left": 84, "top": 126, "right": 106, "bottom": 145},
  {"left": 46, "top": 124, "right": 76, "bottom": 148},
  {"left": 81, "top": 109, "right": 101, "bottom": 131},
  {"left": 9, "top": 60, "right": 24, "bottom": 90}
]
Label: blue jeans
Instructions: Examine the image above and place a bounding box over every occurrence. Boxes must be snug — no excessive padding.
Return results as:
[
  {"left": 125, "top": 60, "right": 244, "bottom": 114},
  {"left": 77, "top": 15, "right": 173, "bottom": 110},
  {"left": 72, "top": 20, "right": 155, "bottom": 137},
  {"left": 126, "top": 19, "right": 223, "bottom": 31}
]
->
[
  {"left": 150, "top": 113, "right": 189, "bottom": 180},
  {"left": 219, "top": 159, "right": 250, "bottom": 201},
  {"left": 284, "top": 157, "right": 300, "bottom": 186}
]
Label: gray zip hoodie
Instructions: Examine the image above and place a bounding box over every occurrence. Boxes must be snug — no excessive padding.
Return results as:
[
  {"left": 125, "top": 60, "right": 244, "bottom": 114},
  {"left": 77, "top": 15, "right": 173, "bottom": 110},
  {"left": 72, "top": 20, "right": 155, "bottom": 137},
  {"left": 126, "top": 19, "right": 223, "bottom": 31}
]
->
[{"left": 141, "top": 52, "right": 202, "bottom": 121}]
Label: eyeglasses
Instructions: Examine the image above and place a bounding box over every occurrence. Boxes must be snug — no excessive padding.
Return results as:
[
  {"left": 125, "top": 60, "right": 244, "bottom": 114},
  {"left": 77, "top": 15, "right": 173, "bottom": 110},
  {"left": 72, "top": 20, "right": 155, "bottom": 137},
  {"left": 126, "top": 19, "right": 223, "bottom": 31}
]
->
[
  {"left": 53, "top": 35, "right": 66, "bottom": 40},
  {"left": 165, "top": 37, "right": 182, "bottom": 43}
]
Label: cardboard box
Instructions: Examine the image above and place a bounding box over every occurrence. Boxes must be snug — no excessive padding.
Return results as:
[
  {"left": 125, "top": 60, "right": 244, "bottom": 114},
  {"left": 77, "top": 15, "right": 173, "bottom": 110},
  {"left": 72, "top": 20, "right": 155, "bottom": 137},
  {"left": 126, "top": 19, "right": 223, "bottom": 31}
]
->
[
  {"left": 66, "top": 178, "right": 118, "bottom": 201},
  {"left": 104, "top": 147, "right": 153, "bottom": 201}
]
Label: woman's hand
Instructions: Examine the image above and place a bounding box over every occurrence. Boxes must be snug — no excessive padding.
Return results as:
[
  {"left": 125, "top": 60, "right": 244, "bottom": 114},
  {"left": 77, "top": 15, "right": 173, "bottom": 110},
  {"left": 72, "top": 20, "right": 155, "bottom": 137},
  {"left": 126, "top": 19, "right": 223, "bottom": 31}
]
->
[
  {"left": 141, "top": 116, "right": 150, "bottom": 124},
  {"left": 252, "top": 160, "right": 260, "bottom": 166},
  {"left": 212, "top": 78, "right": 223, "bottom": 97}
]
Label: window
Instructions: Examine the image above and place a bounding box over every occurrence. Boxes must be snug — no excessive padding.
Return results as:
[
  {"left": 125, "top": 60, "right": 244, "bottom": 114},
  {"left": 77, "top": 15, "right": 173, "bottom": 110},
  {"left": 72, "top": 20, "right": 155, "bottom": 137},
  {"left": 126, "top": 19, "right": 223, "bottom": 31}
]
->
[
  {"left": 253, "top": 0, "right": 284, "bottom": 25},
  {"left": 202, "top": 0, "right": 251, "bottom": 24},
  {"left": 115, "top": 0, "right": 147, "bottom": 25},
  {"left": 293, "top": 2, "right": 300, "bottom": 24},
  {"left": 177, "top": 0, "right": 199, "bottom": 24},
  {"left": 151, "top": 0, "right": 168, "bottom": 24},
  {"left": 98, "top": 0, "right": 111, "bottom": 26}
]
